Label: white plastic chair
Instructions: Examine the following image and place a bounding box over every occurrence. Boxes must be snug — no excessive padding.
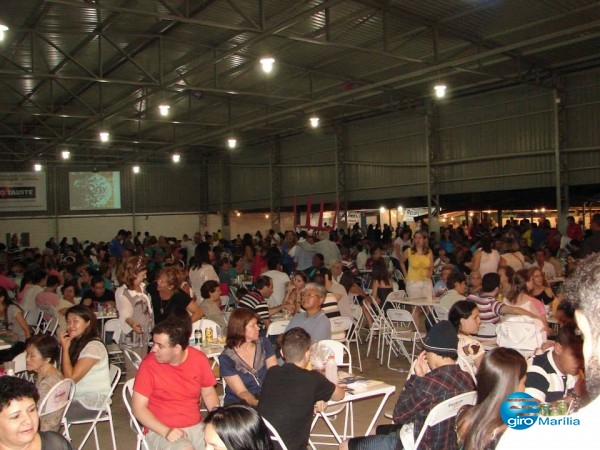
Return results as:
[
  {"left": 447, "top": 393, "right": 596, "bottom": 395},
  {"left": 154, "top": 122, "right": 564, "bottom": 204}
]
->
[
  {"left": 30, "top": 310, "right": 44, "bottom": 333},
  {"left": 103, "top": 319, "right": 124, "bottom": 365},
  {"left": 261, "top": 416, "right": 289, "bottom": 450},
  {"left": 43, "top": 316, "right": 59, "bottom": 336},
  {"left": 122, "top": 347, "right": 143, "bottom": 370},
  {"left": 63, "top": 364, "right": 121, "bottom": 450},
  {"left": 309, "top": 340, "right": 354, "bottom": 446},
  {"left": 122, "top": 379, "right": 150, "bottom": 450},
  {"left": 385, "top": 309, "right": 425, "bottom": 371},
  {"left": 330, "top": 316, "right": 362, "bottom": 372},
  {"left": 266, "top": 320, "right": 290, "bottom": 337},
  {"left": 431, "top": 305, "right": 449, "bottom": 323},
  {"left": 399, "top": 391, "right": 477, "bottom": 450},
  {"left": 38, "top": 378, "right": 75, "bottom": 433},
  {"left": 12, "top": 351, "right": 33, "bottom": 381}
]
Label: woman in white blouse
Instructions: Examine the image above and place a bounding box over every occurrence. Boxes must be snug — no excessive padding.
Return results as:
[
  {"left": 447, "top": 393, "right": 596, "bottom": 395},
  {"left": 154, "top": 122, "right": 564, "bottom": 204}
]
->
[
  {"left": 115, "top": 255, "right": 153, "bottom": 351},
  {"left": 189, "top": 242, "right": 219, "bottom": 301}
]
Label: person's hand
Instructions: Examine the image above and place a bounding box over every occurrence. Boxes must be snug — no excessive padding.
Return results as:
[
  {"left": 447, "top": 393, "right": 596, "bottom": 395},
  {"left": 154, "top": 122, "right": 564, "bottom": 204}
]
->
[
  {"left": 59, "top": 332, "right": 72, "bottom": 350},
  {"left": 132, "top": 322, "right": 143, "bottom": 334},
  {"left": 286, "top": 283, "right": 295, "bottom": 294},
  {"left": 314, "top": 400, "right": 328, "bottom": 413},
  {"left": 413, "top": 351, "right": 430, "bottom": 377},
  {"left": 165, "top": 428, "right": 187, "bottom": 443}
]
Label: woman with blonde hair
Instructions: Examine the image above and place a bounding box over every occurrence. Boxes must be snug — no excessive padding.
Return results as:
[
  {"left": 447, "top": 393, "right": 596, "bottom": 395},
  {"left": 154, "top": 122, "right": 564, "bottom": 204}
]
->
[
  {"left": 150, "top": 265, "right": 203, "bottom": 324},
  {"left": 400, "top": 230, "right": 433, "bottom": 299}
]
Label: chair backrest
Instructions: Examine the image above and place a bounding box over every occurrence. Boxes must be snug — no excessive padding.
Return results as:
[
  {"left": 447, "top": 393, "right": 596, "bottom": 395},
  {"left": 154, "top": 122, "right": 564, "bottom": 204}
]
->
[
  {"left": 410, "top": 391, "right": 477, "bottom": 450},
  {"left": 30, "top": 310, "right": 44, "bottom": 331},
  {"left": 38, "top": 304, "right": 57, "bottom": 322},
  {"left": 38, "top": 378, "right": 75, "bottom": 420},
  {"left": 12, "top": 351, "right": 27, "bottom": 373},
  {"left": 330, "top": 316, "right": 353, "bottom": 336},
  {"left": 432, "top": 305, "right": 449, "bottom": 322},
  {"left": 43, "top": 316, "right": 59, "bottom": 335},
  {"left": 386, "top": 308, "right": 416, "bottom": 326},
  {"left": 348, "top": 303, "right": 362, "bottom": 322},
  {"left": 103, "top": 319, "right": 122, "bottom": 344},
  {"left": 266, "top": 320, "right": 290, "bottom": 337},
  {"left": 109, "top": 364, "right": 122, "bottom": 394},
  {"left": 122, "top": 379, "right": 150, "bottom": 450},
  {"left": 122, "top": 347, "right": 143, "bottom": 370},
  {"left": 317, "top": 339, "right": 352, "bottom": 374},
  {"left": 261, "top": 416, "right": 289, "bottom": 450}
]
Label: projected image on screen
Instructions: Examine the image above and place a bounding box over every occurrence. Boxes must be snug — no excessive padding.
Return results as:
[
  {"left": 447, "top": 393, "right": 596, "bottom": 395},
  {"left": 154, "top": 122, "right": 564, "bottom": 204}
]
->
[{"left": 69, "top": 171, "right": 121, "bottom": 210}]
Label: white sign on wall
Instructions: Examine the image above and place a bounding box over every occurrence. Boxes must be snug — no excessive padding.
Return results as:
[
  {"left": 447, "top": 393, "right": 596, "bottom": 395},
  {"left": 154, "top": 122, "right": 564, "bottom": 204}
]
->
[{"left": 0, "top": 172, "right": 47, "bottom": 211}]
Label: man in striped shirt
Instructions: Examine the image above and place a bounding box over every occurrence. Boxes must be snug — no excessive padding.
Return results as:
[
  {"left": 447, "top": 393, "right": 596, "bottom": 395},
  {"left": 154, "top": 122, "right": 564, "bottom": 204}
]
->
[
  {"left": 525, "top": 324, "right": 584, "bottom": 403},
  {"left": 467, "top": 272, "right": 539, "bottom": 324}
]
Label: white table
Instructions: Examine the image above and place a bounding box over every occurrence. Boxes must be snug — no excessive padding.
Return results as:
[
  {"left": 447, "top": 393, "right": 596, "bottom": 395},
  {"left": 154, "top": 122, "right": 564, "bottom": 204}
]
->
[
  {"left": 384, "top": 296, "right": 439, "bottom": 327},
  {"left": 310, "top": 374, "right": 396, "bottom": 445},
  {"left": 194, "top": 342, "right": 226, "bottom": 359}
]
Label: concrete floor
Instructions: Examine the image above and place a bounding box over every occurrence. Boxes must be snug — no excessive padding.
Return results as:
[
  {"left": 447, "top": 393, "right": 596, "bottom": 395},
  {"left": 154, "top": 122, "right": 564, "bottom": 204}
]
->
[{"left": 68, "top": 337, "right": 412, "bottom": 450}]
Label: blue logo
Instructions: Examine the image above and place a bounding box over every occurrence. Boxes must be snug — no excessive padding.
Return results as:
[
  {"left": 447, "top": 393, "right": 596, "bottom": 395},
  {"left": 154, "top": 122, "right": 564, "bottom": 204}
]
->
[{"left": 500, "top": 392, "right": 540, "bottom": 430}]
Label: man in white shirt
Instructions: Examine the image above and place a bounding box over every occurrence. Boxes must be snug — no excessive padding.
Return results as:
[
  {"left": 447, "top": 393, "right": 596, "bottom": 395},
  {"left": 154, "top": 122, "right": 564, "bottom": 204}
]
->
[
  {"left": 263, "top": 249, "right": 291, "bottom": 307},
  {"left": 497, "top": 253, "right": 600, "bottom": 449}
]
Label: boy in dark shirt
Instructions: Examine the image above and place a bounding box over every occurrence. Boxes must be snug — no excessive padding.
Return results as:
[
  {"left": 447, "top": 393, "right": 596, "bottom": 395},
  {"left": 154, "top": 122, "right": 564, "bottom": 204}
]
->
[{"left": 258, "top": 328, "right": 345, "bottom": 450}]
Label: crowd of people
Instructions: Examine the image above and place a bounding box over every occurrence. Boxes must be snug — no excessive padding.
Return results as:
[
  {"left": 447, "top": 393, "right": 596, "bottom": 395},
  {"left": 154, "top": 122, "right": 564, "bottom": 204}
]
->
[{"left": 0, "top": 211, "right": 598, "bottom": 449}]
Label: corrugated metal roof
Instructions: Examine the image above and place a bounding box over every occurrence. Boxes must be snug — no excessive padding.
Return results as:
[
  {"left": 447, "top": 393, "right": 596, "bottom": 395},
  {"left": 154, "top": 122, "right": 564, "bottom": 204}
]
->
[{"left": 1, "top": 0, "right": 599, "bottom": 167}]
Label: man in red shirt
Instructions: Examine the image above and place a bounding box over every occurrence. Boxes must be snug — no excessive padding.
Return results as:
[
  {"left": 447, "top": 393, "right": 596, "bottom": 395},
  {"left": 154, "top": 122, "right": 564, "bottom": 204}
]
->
[{"left": 132, "top": 316, "right": 219, "bottom": 450}]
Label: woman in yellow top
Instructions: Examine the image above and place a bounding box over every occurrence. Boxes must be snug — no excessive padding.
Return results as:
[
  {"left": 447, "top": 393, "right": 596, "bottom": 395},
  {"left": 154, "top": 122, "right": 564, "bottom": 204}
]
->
[{"left": 400, "top": 230, "right": 434, "bottom": 299}]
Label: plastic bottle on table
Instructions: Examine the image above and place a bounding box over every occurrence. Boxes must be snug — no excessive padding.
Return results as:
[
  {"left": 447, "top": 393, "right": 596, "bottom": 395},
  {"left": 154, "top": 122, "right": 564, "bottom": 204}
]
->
[{"left": 325, "top": 355, "right": 338, "bottom": 384}]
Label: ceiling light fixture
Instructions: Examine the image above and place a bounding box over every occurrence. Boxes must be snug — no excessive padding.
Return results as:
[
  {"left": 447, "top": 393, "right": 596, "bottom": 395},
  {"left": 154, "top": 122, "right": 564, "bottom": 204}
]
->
[
  {"left": 99, "top": 131, "right": 110, "bottom": 142},
  {"left": 434, "top": 84, "right": 447, "bottom": 98},
  {"left": 158, "top": 104, "right": 170, "bottom": 116},
  {"left": 227, "top": 137, "right": 237, "bottom": 149},
  {"left": 260, "top": 57, "right": 275, "bottom": 73},
  {"left": 34, "top": 163, "right": 42, "bottom": 172},
  {"left": 61, "top": 150, "right": 70, "bottom": 160},
  {"left": 0, "top": 25, "right": 8, "bottom": 42},
  {"left": 132, "top": 165, "right": 140, "bottom": 174},
  {"left": 172, "top": 153, "right": 181, "bottom": 163},
  {"left": 309, "top": 116, "right": 320, "bottom": 128}
]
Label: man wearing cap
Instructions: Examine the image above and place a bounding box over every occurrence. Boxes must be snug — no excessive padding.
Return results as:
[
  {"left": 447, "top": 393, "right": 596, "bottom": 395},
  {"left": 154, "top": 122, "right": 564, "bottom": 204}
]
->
[{"left": 340, "top": 320, "right": 474, "bottom": 450}]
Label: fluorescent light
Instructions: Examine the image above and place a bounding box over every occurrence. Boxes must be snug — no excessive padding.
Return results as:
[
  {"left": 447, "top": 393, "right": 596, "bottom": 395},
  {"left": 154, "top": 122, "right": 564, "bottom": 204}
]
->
[
  {"left": 227, "top": 138, "right": 237, "bottom": 149},
  {"left": 34, "top": 163, "right": 42, "bottom": 172},
  {"left": 158, "top": 104, "right": 170, "bottom": 116},
  {"left": 99, "top": 131, "right": 110, "bottom": 142},
  {"left": 61, "top": 150, "right": 70, "bottom": 160},
  {"left": 0, "top": 25, "right": 8, "bottom": 42},
  {"left": 260, "top": 57, "right": 275, "bottom": 73},
  {"left": 132, "top": 165, "right": 140, "bottom": 174},
  {"left": 265, "top": 214, "right": 270, "bottom": 219},
  {"left": 309, "top": 116, "right": 320, "bottom": 128},
  {"left": 434, "top": 84, "right": 447, "bottom": 98},
  {"left": 172, "top": 153, "right": 181, "bottom": 163},
  {"left": 380, "top": 206, "right": 386, "bottom": 213}
]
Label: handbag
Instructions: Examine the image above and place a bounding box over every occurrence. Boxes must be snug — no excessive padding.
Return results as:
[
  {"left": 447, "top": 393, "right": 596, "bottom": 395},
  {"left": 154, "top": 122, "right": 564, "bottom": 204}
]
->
[{"left": 495, "top": 316, "right": 546, "bottom": 351}]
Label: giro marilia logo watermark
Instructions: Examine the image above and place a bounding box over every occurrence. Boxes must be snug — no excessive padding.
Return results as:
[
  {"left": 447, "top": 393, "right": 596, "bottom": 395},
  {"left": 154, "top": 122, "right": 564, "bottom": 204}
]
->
[{"left": 500, "top": 392, "right": 581, "bottom": 430}]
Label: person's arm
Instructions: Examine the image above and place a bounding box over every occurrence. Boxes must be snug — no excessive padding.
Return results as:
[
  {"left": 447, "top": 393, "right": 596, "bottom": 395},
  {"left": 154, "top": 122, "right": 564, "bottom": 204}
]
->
[
  {"left": 393, "top": 241, "right": 402, "bottom": 261},
  {"left": 15, "top": 311, "right": 31, "bottom": 339},
  {"left": 200, "top": 386, "right": 220, "bottom": 411},
  {"left": 265, "top": 355, "right": 278, "bottom": 369},
  {"left": 186, "top": 299, "right": 204, "bottom": 323},
  {"left": 223, "top": 374, "right": 259, "bottom": 406},
  {"left": 115, "top": 288, "right": 135, "bottom": 334},
  {"left": 392, "top": 353, "right": 434, "bottom": 424},
  {"left": 400, "top": 249, "right": 409, "bottom": 278},
  {"left": 498, "top": 256, "right": 507, "bottom": 268},
  {"left": 499, "top": 304, "right": 541, "bottom": 320},
  {"left": 427, "top": 252, "right": 434, "bottom": 278},
  {"left": 371, "top": 280, "right": 380, "bottom": 304},
  {"left": 330, "top": 385, "right": 345, "bottom": 401},
  {"left": 132, "top": 392, "right": 187, "bottom": 443},
  {"left": 471, "top": 249, "right": 482, "bottom": 272}
]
